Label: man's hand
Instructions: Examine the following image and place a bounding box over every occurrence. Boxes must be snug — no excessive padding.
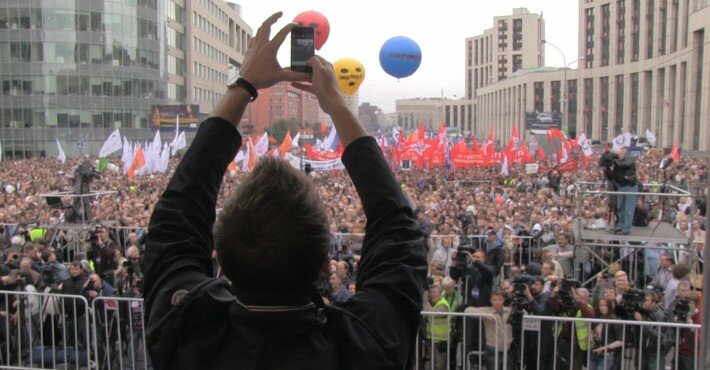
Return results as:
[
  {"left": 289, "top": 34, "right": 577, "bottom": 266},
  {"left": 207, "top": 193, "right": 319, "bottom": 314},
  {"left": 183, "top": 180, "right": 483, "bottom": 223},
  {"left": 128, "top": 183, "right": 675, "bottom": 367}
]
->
[
  {"left": 238, "top": 12, "right": 310, "bottom": 90},
  {"left": 633, "top": 312, "right": 643, "bottom": 321},
  {"left": 292, "top": 56, "right": 345, "bottom": 115}
]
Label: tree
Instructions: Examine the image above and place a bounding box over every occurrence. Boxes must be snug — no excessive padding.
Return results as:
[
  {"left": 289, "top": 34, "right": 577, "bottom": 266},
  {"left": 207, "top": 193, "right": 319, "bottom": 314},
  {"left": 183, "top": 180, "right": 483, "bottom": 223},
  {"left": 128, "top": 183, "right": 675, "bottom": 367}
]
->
[{"left": 270, "top": 118, "right": 300, "bottom": 143}]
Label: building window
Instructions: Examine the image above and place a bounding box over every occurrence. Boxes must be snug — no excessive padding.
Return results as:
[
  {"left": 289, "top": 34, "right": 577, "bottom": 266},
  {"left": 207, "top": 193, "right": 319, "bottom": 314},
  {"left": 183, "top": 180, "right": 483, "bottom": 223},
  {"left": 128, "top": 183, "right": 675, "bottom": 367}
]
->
[
  {"left": 616, "top": 0, "right": 626, "bottom": 64},
  {"left": 631, "top": 0, "right": 640, "bottom": 61},
  {"left": 600, "top": 77, "right": 609, "bottom": 140},
  {"left": 645, "top": 0, "right": 654, "bottom": 59},
  {"left": 601, "top": 4, "right": 610, "bottom": 66},
  {"left": 583, "top": 78, "right": 594, "bottom": 136},
  {"left": 534, "top": 82, "right": 544, "bottom": 112},
  {"left": 585, "top": 8, "right": 595, "bottom": 68},
  {"left": 513, "top": 19, "right": 523, "bottom": 51},
  {"left": 614, "top": 75, "right": 624, "bottom": 135},
  {"left": 551, "top": 81, "right": 561, "bottom": 113}
]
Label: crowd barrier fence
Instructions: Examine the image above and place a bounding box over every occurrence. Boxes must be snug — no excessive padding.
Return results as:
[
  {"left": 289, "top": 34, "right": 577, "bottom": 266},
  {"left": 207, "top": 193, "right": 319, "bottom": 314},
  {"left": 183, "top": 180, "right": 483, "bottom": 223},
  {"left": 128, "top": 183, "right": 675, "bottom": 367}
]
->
[{"left": 0, "top": 289, "right": 701, "bottom": 370}]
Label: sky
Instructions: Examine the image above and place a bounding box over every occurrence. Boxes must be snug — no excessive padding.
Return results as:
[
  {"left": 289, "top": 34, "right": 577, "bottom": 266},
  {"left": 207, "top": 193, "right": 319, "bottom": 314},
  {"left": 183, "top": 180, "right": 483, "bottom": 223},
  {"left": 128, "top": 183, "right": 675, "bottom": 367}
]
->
[{"left": 231, "top": 1, "right": 580, "bottom": 113}]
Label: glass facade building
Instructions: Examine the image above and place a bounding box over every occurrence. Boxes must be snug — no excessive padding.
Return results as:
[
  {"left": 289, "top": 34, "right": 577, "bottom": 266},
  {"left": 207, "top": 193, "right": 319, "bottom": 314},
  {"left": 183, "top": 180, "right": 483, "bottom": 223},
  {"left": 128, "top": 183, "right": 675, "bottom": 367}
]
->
[{"left": 0, "top": 0, "right": 170, "bottom": 157}]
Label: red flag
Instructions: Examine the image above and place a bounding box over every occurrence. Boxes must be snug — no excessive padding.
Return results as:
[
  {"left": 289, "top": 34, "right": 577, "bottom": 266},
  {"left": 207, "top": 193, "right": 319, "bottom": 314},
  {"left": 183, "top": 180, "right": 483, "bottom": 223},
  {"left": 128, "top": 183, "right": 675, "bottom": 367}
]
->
[
  {"left": 418, "top": 122, "right": 426, "bottom": 141},
  {"left": 488, "top": 127, "right": 495, "bottom": 143},
  {"left": 247, "top": 138, "right": 256, "bottom": 171},
  {"left": 471, "top": 137, "right": 483, "bottom": 154},
  {"left": 604, "top": 142, "right": 609, "bottom": 152},
  {"left": 537, "top": 146, "right": 547, "bottom": 163},
  {"left": 670, "top": 144, "right": 679, "bottom": 162},
  {"left": 279, "top": 131, "right": 293, "bottom": 156},
  {"left": 320, "top": 121, "right": 327, "bottom": 138},
  {"left": 127, "top": 146, "right": 145, "bottom": 180}
]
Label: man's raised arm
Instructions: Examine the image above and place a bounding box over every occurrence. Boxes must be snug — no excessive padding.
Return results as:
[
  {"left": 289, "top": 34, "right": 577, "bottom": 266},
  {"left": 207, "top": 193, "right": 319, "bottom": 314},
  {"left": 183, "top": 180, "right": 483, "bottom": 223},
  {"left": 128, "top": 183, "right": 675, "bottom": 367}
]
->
[
  {"left": 144, "top": 12, "right": 310, "bottom": 321},
  {"left": 294, "top": 57, "right": 428, "bottom": 367}
]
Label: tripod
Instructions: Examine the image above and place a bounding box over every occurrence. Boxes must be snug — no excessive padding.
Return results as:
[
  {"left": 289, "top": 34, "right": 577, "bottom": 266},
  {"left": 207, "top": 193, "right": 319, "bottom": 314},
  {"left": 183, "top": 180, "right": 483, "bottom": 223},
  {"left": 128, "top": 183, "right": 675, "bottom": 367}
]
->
[{"left": 650, "top": 168, "right": 672, "bottom": 237}]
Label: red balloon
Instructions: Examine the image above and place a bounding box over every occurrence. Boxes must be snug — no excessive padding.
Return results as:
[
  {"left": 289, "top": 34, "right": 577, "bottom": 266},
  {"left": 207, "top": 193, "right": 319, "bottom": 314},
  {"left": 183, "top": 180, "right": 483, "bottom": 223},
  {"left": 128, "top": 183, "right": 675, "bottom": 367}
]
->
[{"left": 293, "top": 11, "right": 330, "bottom": 50}]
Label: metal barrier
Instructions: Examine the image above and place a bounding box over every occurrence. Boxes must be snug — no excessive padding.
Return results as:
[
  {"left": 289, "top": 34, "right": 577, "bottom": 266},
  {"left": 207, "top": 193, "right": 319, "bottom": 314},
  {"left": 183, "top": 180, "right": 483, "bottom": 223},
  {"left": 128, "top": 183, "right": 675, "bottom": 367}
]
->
[
  {"left": 519, "top": 315, "right": 702, "bottom": 370},
  {"left": 0, "top": 290, "right": 91, "bottom": 369},
  {"left": 91, "top": 296, "right": 149, "bottom": 370},
  {"left": 418, "top": 310, "right": 504, "bottom": 370}
]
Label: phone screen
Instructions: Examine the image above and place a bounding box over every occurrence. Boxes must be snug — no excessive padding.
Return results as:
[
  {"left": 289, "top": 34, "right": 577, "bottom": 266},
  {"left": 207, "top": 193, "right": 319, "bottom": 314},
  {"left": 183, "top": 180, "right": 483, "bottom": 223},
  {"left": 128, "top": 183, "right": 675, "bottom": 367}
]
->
[{"left": 291, "top": 26, "right": 314, "bottom": 73}]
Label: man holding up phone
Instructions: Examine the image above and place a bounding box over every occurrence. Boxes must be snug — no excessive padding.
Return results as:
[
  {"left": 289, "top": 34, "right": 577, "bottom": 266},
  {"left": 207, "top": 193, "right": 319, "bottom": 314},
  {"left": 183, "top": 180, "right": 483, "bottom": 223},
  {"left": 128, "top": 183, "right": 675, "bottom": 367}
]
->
[{"left": 143, "top": 12, "right": 427, "bottom": 370}]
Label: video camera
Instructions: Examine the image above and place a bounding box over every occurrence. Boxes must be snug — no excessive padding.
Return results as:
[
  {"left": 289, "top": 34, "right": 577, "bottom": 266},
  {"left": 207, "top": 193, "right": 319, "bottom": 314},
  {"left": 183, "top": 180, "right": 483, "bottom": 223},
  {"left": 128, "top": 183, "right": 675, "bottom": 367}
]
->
[
  {"left": 599, "top": 151, "right": 619, "bottom": 181},
  {"left": 616, "top": 288, "right": 646, "bottom": 319},
  {"left": 554, "top": 278, "right": 581, "bottom": 316},
  {"left": 507, "top": 275, "right": 536, "bottom": 325},
  {"left": 672, "top": 298, "right": 691, "bottom": 322}
]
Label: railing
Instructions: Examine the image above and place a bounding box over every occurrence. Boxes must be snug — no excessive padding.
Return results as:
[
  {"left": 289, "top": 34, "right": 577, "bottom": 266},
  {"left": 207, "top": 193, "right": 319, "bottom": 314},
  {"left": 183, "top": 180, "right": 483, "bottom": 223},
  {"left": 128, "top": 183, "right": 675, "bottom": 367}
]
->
[
  {"left": 0, "top": 289, "right": 701, "bottom": 370},
  {"left": 0, "top": 290, "right": 92, "bottom": 369}
]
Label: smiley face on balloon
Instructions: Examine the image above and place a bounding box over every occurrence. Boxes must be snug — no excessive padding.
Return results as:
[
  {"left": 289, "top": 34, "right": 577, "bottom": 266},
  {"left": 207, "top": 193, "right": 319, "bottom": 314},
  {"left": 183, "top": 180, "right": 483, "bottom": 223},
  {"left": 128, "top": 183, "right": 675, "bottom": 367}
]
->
[
  {"left": 333, "top": 58, "right": 365, "bottom": 96},
  {"left": 293, "top": 11, "right": 330, "bottom": 50}
]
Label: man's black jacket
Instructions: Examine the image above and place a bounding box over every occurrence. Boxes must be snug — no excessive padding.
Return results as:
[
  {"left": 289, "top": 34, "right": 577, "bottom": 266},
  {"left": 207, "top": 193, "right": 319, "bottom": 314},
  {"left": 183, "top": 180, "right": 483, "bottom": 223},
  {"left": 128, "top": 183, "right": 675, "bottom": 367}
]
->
[
  {"left": 143, "top": 118, "right": 428, "bottom": 370},
  {"left": 449, "top": 260, "right": 495, "bottom": 307}
]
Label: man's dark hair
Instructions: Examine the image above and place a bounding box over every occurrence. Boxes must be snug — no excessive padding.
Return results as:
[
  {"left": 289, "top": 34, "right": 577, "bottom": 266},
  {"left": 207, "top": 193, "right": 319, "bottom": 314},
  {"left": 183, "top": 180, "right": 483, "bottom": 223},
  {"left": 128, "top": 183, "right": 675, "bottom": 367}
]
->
[
  {"left": 214, "top": 157, "right": 329, "bottom": 297},
  {"left": 672, "top": 263, "right": 691, "bottom": 279}
]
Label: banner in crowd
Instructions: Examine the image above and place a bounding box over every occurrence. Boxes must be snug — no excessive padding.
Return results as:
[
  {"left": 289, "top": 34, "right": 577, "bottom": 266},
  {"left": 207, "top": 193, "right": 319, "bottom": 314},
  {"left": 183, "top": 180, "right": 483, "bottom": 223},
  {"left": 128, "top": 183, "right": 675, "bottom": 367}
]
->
[
  {"left": 285, "top": 153, "right": 344, "bottom": 171},
  {"left": 303, "top": 144, "right": 343, "bottom": 161},
  {"left": 151, "top": 105, "right": 199, "bottom": 128}
]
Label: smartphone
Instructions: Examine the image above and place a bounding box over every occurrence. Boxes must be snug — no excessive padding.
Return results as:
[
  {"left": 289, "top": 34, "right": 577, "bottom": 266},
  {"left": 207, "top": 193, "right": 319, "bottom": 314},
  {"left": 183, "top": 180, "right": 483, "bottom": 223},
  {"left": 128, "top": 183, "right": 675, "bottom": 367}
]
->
[{"left": 291, "top": 26, "right": 315, "bottom": 73}]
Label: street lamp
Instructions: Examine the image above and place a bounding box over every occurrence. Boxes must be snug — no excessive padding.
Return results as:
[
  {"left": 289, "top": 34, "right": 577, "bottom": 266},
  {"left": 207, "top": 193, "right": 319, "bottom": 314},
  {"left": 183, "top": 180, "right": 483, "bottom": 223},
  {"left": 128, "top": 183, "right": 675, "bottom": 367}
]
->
[{"left": 542, "top": 39, "right": 583, "bottom": 135}]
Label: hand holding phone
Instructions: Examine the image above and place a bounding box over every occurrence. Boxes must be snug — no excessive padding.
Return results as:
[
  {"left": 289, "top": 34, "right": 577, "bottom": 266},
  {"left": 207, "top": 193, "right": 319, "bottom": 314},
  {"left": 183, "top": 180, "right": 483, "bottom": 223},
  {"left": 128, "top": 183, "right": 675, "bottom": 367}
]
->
[{"left": 291, "top": 26, "right": 315, "bottom": 73}]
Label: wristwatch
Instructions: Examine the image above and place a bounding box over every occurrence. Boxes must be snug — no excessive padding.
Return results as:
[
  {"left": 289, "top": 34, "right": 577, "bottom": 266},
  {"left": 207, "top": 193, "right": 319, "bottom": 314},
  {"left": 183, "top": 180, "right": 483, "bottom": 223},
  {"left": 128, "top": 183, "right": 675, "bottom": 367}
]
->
[{"left": 226, "top": 75, "right": 258, "bottom": 101}]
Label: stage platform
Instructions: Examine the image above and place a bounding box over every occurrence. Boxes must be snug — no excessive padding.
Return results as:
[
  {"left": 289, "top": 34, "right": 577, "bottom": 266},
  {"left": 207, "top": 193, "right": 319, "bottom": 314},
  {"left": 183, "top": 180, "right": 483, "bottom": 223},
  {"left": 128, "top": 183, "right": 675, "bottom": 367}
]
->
[{"left": 573, "top": 219, "right": 690, "bottom": 245}]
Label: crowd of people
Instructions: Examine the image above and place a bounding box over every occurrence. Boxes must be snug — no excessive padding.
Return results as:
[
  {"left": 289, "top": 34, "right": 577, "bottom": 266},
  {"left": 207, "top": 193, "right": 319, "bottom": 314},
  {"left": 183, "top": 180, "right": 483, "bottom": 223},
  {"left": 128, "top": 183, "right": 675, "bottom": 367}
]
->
[{"left": 0, "top": 143, "right": 707, "bottom": 369}]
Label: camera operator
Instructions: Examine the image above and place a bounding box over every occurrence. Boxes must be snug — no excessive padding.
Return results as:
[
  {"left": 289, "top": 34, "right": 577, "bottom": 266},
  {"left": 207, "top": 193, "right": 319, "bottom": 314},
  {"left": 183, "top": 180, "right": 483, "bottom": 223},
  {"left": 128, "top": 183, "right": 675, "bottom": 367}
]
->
[
  {"left": 86, "top": 226, "right": 119, "bottom": 286},
  {"left": 677, "top": 291, "right": 701, "bottom": 370},
  {"left": 520, "top": 276, "right": 553, "bottom": 370},
  {"left": 548, "top": 283, "right": 594, "bottom": 370},
  {"left": 450, "top": 249, "right": 496, "bottom": 366},
  {"left": 605, "top": 147, "right": 638, "bottom": 235},
  {"left": 621, "top": 290, "right": 668, "bottom": 370}
]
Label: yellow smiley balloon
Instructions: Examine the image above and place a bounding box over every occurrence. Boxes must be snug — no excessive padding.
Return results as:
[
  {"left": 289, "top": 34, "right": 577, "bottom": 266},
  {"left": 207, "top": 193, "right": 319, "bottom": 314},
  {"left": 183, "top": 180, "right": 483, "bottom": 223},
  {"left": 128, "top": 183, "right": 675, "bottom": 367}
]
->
[{"left": 333, "top": 58, "right": 365, "bottom": 96}]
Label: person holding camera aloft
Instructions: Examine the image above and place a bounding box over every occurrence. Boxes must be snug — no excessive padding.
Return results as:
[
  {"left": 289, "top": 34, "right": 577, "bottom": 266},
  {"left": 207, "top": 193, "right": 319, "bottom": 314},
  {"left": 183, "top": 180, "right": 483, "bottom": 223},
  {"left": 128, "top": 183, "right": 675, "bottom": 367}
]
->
[
  {"left": 519, "top": 277, "right": 553, "bottom": 370},
  {"left": 143, "top": 12, "right": 427, "bottom": 370}
]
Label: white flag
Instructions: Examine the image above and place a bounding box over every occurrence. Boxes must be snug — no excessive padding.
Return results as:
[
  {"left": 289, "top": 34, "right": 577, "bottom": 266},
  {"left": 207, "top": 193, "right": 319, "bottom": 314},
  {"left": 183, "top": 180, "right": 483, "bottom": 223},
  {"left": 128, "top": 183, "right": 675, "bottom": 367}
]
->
[
  {"left": 501, "top": 155, "right": 509, "bottom": 176},
  {"left": 235, "top": 150, "right": 245, "bottom": 164},
  {"left": 241, "top": 143, "right": 251, "bottom": 172},
  {"left": 322, "top": 126, "right": 338, "bottom": 150},
  {"left": 171, "top": 131, "right": 186, "bottom": 156},
  {"left": 645, "top": 129, "right": 657, "bottom": 146},
  {"left": 99, "top": 129, "right": 123, "bottom": 157},
  {"left": 254, "top": 132, "right": 269, "bottom": 157},
  {"left": 292, "top": 132, "right": 300, "bottom": 147},
  {"left": 158, "top": 143, "right": 170, "bottom": 173},
  {"left": 121, "top": 136, "right": 133, "bottom": 174},
  {"left": 577, "top": 133, "right": 594, "bottom": 157},
  {"left": 56, "top": 139, "right": 66, "bottom": 164},
  {"left": 612, "top": 133, "right": 631, "bottom": 149}
]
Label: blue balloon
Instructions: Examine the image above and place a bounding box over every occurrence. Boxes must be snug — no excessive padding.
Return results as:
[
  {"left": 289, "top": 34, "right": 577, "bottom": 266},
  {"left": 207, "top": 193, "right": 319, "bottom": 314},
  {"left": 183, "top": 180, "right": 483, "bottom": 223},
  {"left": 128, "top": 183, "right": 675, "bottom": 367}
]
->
[{"left": 379, "top": 36, "right": 422, "bottom": 79}]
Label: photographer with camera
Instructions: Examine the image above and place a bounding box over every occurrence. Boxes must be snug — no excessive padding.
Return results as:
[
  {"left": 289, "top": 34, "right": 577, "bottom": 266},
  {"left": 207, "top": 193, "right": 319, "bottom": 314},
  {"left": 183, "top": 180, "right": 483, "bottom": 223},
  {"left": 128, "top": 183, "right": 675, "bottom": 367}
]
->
[
  {"left": 517, "top": 276, "right": 553, "bottom": 370},
  {"left": 449, "top": 249, "right": 496, "bottom": 366},
  {"left": 617, "top": 290, "right": 668, "bottom": 370},
  {"left": 548, "top": 283, "right": 594, "bottom": 370},
  {"left": 600, "top": 147, "right": 638, "bottom": 235},
  {"left": 86, "top": 225, "right": 119, "bottom": 286}
]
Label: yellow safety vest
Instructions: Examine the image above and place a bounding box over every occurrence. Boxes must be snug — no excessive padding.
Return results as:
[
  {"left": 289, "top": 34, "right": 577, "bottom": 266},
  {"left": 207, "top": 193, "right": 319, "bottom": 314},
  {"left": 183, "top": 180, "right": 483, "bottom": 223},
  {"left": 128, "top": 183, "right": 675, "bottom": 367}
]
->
[
  {"left": 29, "top": 228, "right": 47, "bottom": 242},
  {"left": 428, "top": 297, "right": 451, "bottom": 343},
  {"left": 574, "top": 307, "right": 592, "bottom": 351},
  {"left": 555, "top": 306, "right": 592, "bottom": 351}
]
